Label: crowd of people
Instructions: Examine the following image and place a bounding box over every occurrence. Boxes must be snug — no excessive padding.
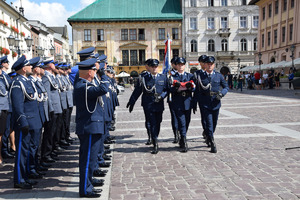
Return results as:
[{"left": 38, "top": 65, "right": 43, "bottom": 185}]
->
[{"left": 0, "top": 47, "right": 119, "bottom": 198}]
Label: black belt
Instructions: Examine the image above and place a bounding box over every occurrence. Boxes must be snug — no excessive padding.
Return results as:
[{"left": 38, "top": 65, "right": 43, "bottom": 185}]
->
[
  {"left": 174, "top": 91, "right": 191, "bottom": 97},
  {"left": 202, "top": 91, "right": 218, "bottom": 96}
]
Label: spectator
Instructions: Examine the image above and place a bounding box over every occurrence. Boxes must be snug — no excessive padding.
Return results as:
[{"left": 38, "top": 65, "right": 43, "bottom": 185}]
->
[
  {"left": 268, "top": 70, "right": 274, "bottom": 89},
  {"left": 263, "top": 72, "right": 268, "bottom": 89},
  {"left": 238, "top": 72, "right": 244, "bottom": 92},
  {"left": 129, "top": 77, "right": 134, "bottom": 91},
  {"left": 254, "top": 71, "right": 261, "bottom": 90},
  {"left": 227, "top": 72, "right": 233, "bottom": 89},
  {"left": 275, "top": 72, "right": 280, "bottom": 88},
  {"left": 233, "top": 74, "right": 237, "bottom": 89},
  {"left": 281, "top": 68, "right": 284, "bottom": 76},
  {"left": 288, "top": 69, "right": 294, "bottom": 90}
]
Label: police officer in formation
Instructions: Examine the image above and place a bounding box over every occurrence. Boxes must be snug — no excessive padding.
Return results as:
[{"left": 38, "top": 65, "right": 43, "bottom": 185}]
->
[
  {"left": 127, "top": 56, "right": 228, "bottom": 154},
  {"left": 127, "top": 59, "right": 169, "bottom": 154}
]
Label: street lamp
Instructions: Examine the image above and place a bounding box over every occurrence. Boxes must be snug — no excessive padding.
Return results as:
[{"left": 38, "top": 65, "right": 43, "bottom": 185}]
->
[
  {"left": 7, "top": 34, "right": 32, "bottom": 58},
  {"left": 258, "top": 52, "right": 262, "bottom": 79},
  {"left": 237, "top": 58, "right": 241, "bottom": 73},
  {"left": 24, "top": 36, "right": 33, "bottom": 51},
  {"left": 49, "top": 46, "right": 55, "bottom": 56},
  {"left": 290, "top": 44, "right": 295, "bottom": 71}
]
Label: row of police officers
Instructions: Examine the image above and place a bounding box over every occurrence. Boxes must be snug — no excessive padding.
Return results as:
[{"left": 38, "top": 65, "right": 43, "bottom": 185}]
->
[{"left": 127, "top": 55, "right": 228, "bottom": 154}]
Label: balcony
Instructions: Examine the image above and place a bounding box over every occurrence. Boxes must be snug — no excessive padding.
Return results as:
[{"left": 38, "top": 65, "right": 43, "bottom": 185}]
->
[
  {"left": 218, "top": 28, "right": 231, "bottom": 37},
  {"left": 118, "top": 60, "right": 145, "bottom": 66},
  {"left": 216, "top": 51, "right": 234, "bottom": 60}
]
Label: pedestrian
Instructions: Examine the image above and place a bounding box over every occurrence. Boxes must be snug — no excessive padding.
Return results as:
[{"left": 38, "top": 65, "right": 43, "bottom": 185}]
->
[
  {"left": 254, "top": 71, "right": 261, "bottom": 90},
  {"left": 227, "top": 72, "right": 233, "bottom": 89},
  {"left": 238, "top": 72, "right": 243, "bottom": 92},
  {"left": 127, "top": 59, "right": 168, "bottom": 154},
  {"left": 288, "top": 69, "right": 294, "bottom": 90},
  {"left": 193, "top": 56, "right": 228, "bottom": 153},
  {"left": 129, "top": 77, "right": 134, "bottom": 91},
  {"left": 275, "top": 71, "right": 280, "bottom": 88},
  {"left": 233, "top": 74, "right": 237, "bottom": 89},
  {"left": 268, "top": 70, "right": 274, "bottom": 89}
]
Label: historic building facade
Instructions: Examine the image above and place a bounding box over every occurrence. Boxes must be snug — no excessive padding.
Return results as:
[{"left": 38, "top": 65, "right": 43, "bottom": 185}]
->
[
  {"left": 183, "top": 0, "right": 259, "bottom": 74},
  {"left": 249, "top": 0, "right": 300, "bottom": 66},
  {"left": 68, "top": 0, "right": 182, "bottom": 76}
]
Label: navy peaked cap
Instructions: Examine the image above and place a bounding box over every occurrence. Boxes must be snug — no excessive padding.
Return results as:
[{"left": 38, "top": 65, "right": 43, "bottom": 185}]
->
[
  {"left": 43, "top": 59, "right": 54, "bottom": 65},
  {"left": 175, "top": 57, "right": 186, "bottom": 65},
  {"left": 12, "top": 55, "right": 30, "bottom": 71},
  {"left": 198, "top": 55, "right": 208, "bottom": 62},
  {"left": 77, "top": 47, "right": 95, "bottom": 56},
  {"left": 171, "top": 57, "right": 178, "bottom": 64},
  {"left": 204, "top": 56, "right": 215, "bottom": 63},
  {"left": 77, "top": 58, "right": 97, "bottom": 70},
  {"left": 29, "top": 57, "right": 42, "bottom": 68},
  {"left": 0, "top": 56, "right": 9, "bottom": 64},
  {"left": 145, "top": 59, "right": 152, "bottom": 65},
  {"left": 149, "top": 59, "right": 159, "bottom": 67}
]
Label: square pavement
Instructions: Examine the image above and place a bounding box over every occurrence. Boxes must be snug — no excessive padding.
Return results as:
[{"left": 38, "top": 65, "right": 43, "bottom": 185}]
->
[{"left": 1, "top": 88, "right": 300, "bottom": 200}]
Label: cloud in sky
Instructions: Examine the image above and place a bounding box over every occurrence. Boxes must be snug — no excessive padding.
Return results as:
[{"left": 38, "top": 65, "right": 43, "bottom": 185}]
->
[{"left": 80, "top": 0, "right": 96, "bottom": 7}]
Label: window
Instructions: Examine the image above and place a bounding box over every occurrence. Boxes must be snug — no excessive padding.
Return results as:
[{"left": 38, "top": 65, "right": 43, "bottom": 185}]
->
[
  {"left": 84, "top": 29, "right": 91, "bottom": 41},
  {"left": 190, "top": 18, "right": 197, "bottom": 30},
  {"left": 130, "top": 50, "right": 138, "bottom": 65},
  {"left": 159, "top": 49, "right": 165, "bottom": 61},
  {"left": 291, "top": 0, "right": 294, "bottom": 8},
  {"left": 240, "top": 16, "right": 247, "bottom": 28},
  {"left": 158, "top": 28, "right": 165, "bottom": 40},
  {"left": 221, "top": 17, "right": 228, "bottom": 29},
  {"left": 191, "top": 39, "right": 197, "bottom": 52},
  {"left": 138, "top": 29, "right": 145, "bottom": 40},
  {"left": 254, "top": 38, "right": 257, "bottom": 51},
  {"left": 283, "top": 0, "right": 287, "bottom": 11},
  {"left": 221, "top": 0, "right": 227, "bottom": 6},
  {"left": 282, "top": 26, "right": 286, "bottom": 42},
  {"left": 268, "top": 4, "right": 272, "bottom": 18},
  {"left": 275, "top": 0, "right": 279, "bottom": 14},
  {"left": 190, "top": 0, "right": 196, "bottom": 7},
  {"left": 208, "top": 0, "right": 214, "bottom": 7},
  {"left": 129, "top": 29, "right": 137, "bottom": 40},
  {"left": 290, "top": 24, "right": 293, "bottom": 41},
  {"left": 241, "top": 38, "right": 247, "bottom": 51},
  {"left": 121, "top": 29, "right": 128, "bottom": 40},
  {"left": 172, "top": 28, "right": 179, "bottom": 40},
  {"left": 241, "top": 0, "right": 247, "bottom": 5},
  {"left": 208, "top": 17, "right": 215, "bottom": 29},
  {"left": 122, "top": 50, "right": 129, "bottom": 65},
  {"left": 253, "top": 16, "right": 259, "bottom": 28},
  {"left": 262, "top": 33, "right": 265, "bottom": 48},
  {"left": 208, "top": 39, "right": 215, "bottom": 52},
  {"left": 172, "top": 49, "right": 179, "bottom": 58},
  {"left": 98, "top": 50, "right": 104, "bottom": 55},
  {"left": 139, "top": 50, "right": 145, "bottom": 64},
  {"left": 267, "top": 31, "right": 271, "bottom": 46},
  {"left": 262, "top": 7, "right": 265, "bottom": 20},
  {"left": 274, "top": 29, "right": 278, "bottom": 44},
  {"left": 221, "top": 39, "right": 228, "bottom": 51},
  {"left": 97, "top": 29, "right": 104, "bottom": 41}
]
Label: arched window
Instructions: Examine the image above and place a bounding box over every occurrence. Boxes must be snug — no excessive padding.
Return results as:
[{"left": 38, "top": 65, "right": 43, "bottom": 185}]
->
[
  {"left": 190, "top": 0, "right": 197, "bottom": 7},
  {"left": 191, "top": 39, "right": 197, "bottom": 52},
  {"left": 241, "top": 38, "right": 247, "bottom": 51},
  {"left": 254, "top": 38, "right": 257, "bottom": 51},
  {"left": 208, "top": 39, "right": 215, "bottom": 52},
  {"left": 221, "top": 39, "right": 228, "bottom": 51}
]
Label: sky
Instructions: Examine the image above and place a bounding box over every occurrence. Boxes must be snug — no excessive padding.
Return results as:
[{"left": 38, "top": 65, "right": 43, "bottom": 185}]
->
[{"left": 12, "top": 0, "right": 96, "bottom": 43}]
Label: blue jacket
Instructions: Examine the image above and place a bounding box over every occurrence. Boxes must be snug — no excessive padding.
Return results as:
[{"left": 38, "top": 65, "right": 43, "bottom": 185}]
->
[
  {"left": 0, "top": 71, "right": 12, "bottom": 112},
  {"left": 42, "top": 71, "right": 62, "bottom": 114},
  {"left": 169, "top": 72, "right": 195, "bottom": 111},
  {"left": 0, "top": 76, "right": 9, "bottom": 111},
  {"left": 194, "top": 70, "right": 228, "bottom": 110},
  {"left": 29, "top": 76, "right": 46, "bottom": 124},
  {"left": 129, "top": 73, "right": 168, "bottom": 112},
  {"left": 74, "top": 76, "right": 109, "bottom": 135},
  {"left": 63, "top": 75, "right": 74, "bottom": 108},
  {"left": 11, "top": 74, "right": 42, "bottom": 130},
  {"left": 56, "top": 74, "right": 68, "bottom": 110}
]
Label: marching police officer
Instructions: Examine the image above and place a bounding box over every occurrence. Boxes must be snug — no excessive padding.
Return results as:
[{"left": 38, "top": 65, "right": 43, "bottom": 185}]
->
[
  {"left": 11, "top": 55, "right": 43, "bottom": 189},
  {"left": 74, "top": 58, "right": 109, "bottom": 198},
  {"left": 193, "top": 56, "right": 228, "bottom": 153},
  {"left": 169, "top": 57, "right": 195, "bottom": 152},
  {"left": 127, "top": 59, "right": 168, "bottom": 154}
]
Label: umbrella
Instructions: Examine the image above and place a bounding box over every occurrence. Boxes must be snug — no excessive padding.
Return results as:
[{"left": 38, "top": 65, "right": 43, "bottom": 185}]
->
[{"left": 116, "top": 72, "right": 130, "bottom": 77}]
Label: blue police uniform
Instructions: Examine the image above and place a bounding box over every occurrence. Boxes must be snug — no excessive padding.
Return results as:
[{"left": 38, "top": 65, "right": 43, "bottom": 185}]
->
[
  {"left": 193, "top": 56, "right": 228, "bottom": 153},
  {"left": 169, "top": 57, "right": 195, "bottom": 152},
  {"left": 0, "top": 56, "right": 14, "bottom": 158},
  {"left": 63, "top": 68, "right": 74, "bottom": 143},
  {"left": 0, "top": 72, "right": 9, "bottom": 140},
  {"left": 11, "top": 56, "right": 42, "bottom": 189},
  {"left": 74, "top": 58, "right": 108, "bottom": 198},
  {"left": 127, "top": 59, "right": 168, "bottom": 154}
]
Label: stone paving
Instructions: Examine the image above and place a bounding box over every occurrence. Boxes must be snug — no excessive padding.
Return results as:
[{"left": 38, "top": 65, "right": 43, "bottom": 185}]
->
[{"left": 0, "top": 88, "right": 300, "bottom": 200}]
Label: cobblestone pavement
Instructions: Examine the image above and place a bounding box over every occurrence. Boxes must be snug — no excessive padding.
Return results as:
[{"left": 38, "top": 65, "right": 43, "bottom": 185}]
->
[{"left": 0, "top": 88, "right": 300, "bottom": 200}]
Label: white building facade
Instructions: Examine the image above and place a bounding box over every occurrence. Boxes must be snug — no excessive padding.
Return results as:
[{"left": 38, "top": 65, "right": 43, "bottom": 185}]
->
[{"left": 182, "top": 0, "right": 259, "bottom": 74}]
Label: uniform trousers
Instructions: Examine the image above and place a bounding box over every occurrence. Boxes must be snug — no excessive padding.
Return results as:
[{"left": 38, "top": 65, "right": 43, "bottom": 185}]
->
[
  {"left": 168, "top": 103, "right": 178, "bottom": 136},
  {"left": 97, "top": 122, "right": 108, "bottom": 166},
  {"left": 59, "top": 109, "right": 68, "bottom": 142},
  {"left": 27, "top": 129, "right": 41, "bottom": 174},
  {"left": 53, "top": 113, "right": 63, "bottom": 150},
  {"left": 143, "top": 108, "right": 151, "bottom": 135},
  {"left": 14, "top": 128, "right": 31, "bottom": 184},
  {"left": 65, "top": 107, "right": 73, "bottom": 139},
  {"left": 149, "top": 111, "right": 163, "bottom": 140},
  {"left": 174, "top": 109, "right": 191, "bottom": 137},
  {"left": 199, "top": 105, "right": 207, "bottom": 135},
  {"left": 1, "top": 112, "right": 11, "bottom": 154},
  {"left": 202, "top": 107, "right": 219, "bottom": 138},
  {"left": 78, "top": 134, "right": 102, "bottom": 196}
]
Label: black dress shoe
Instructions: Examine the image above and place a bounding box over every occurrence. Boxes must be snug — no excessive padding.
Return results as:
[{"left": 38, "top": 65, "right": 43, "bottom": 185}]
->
[
  {"left": 93, "top": 169, "right": 107, "bottom": 177},
  {"left": 60, "top": 140, "right": 71, "bottom": 146},
  {"left": 103, "top": 155, "right": 111, "bottom": 161},
  {"left": 40, "top": 162, "right": 52, "bottom": 168},
  {"left": 50, "top": 155, "right": 59, "bottom": 161},
  {"left": 151, "top": 143, "right": 159, "bottom": 154},
  {"left": 202, "top": 131, "right": 207, "bottom": 139},
  {"left": 107, "top": 136, "right": 115, "bottom": 140},
  {"left": 80, "top": 192, "right": 100, "bottom": 198},
  {"left": 92, "top": 178, "right": 104, "bottom": 187},
  {"left": 59, "top": 145, "right": 68, "bottom": 150},
  {"left": 104, "top": 140, "right": 114, "bottom": 144},
  {"left": 145, "top": 138, "right": 152, "bottom": 145},
  {"left": 55, "top": 146, "right": 64, "bottom": 151},
  {"left": 92, "top": 188, "right": 102, "bottom": 193},
  {"left": 2, "top": 152, "right": 14, "bottom": 159},
  {"left": 26, "top": 179, "right": 38, "bottom": 185},
  {"left": 104, "top": 150, "right": 111, "bottom": 154},
  {"left": 104, "top": 145, "right": 110, "bottom": 149},
  {"left": 14, "top": 182, "right": 32, "bottom": 189},
  {"left": 99, "top": 162, "right": 110, "bottom": 168},
  {"left": 43, "top": 157, "right": 56, "bottom": 163},
  {"left": 28, "top": 172, "right": 43, "bottom": 179},
  {"left": 10, "top": 148, "right": 16, "bottom": 155},
  {"left": 36, "top": 170, "right": 46, "bottom": 175},
  {"left": 103, "top": 154, "right": 111, "bottom": 158},
  {"left": 37, "top": 165, "right": 48, "bottom": 172}
]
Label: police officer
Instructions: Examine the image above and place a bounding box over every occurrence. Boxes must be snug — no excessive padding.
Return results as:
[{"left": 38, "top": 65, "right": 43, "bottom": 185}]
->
[
  {"left": 193, "top": 56, "right": 228, "bottom": 153},
  {"left": 41, "top": 59, "right": 63, "bottom": 165},
  {"left": 0, "top": 56, "right": 15, "bottom": 159},
  {"left": 128, "top": 59, "right": 152, "bottom": 145},
  {"left": 74, "top": 58, "right": 109, "bottom": 198},
  {"left": 169, "top": 57, "right": 195, "bottom": 152},
  {"left": 11, "top": 55, "right": 43, "bottom": 189},
  {"left": 168, "top": 57, "right": 179, "bottom": 144},
  {"left": 127, "top": 59, "right": 168, "bottom": 154}
]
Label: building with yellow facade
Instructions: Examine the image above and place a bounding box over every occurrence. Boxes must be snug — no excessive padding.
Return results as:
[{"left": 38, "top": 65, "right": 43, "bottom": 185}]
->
[{"left": 68, "top": 0, "right": 182, "bottom": 78}]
